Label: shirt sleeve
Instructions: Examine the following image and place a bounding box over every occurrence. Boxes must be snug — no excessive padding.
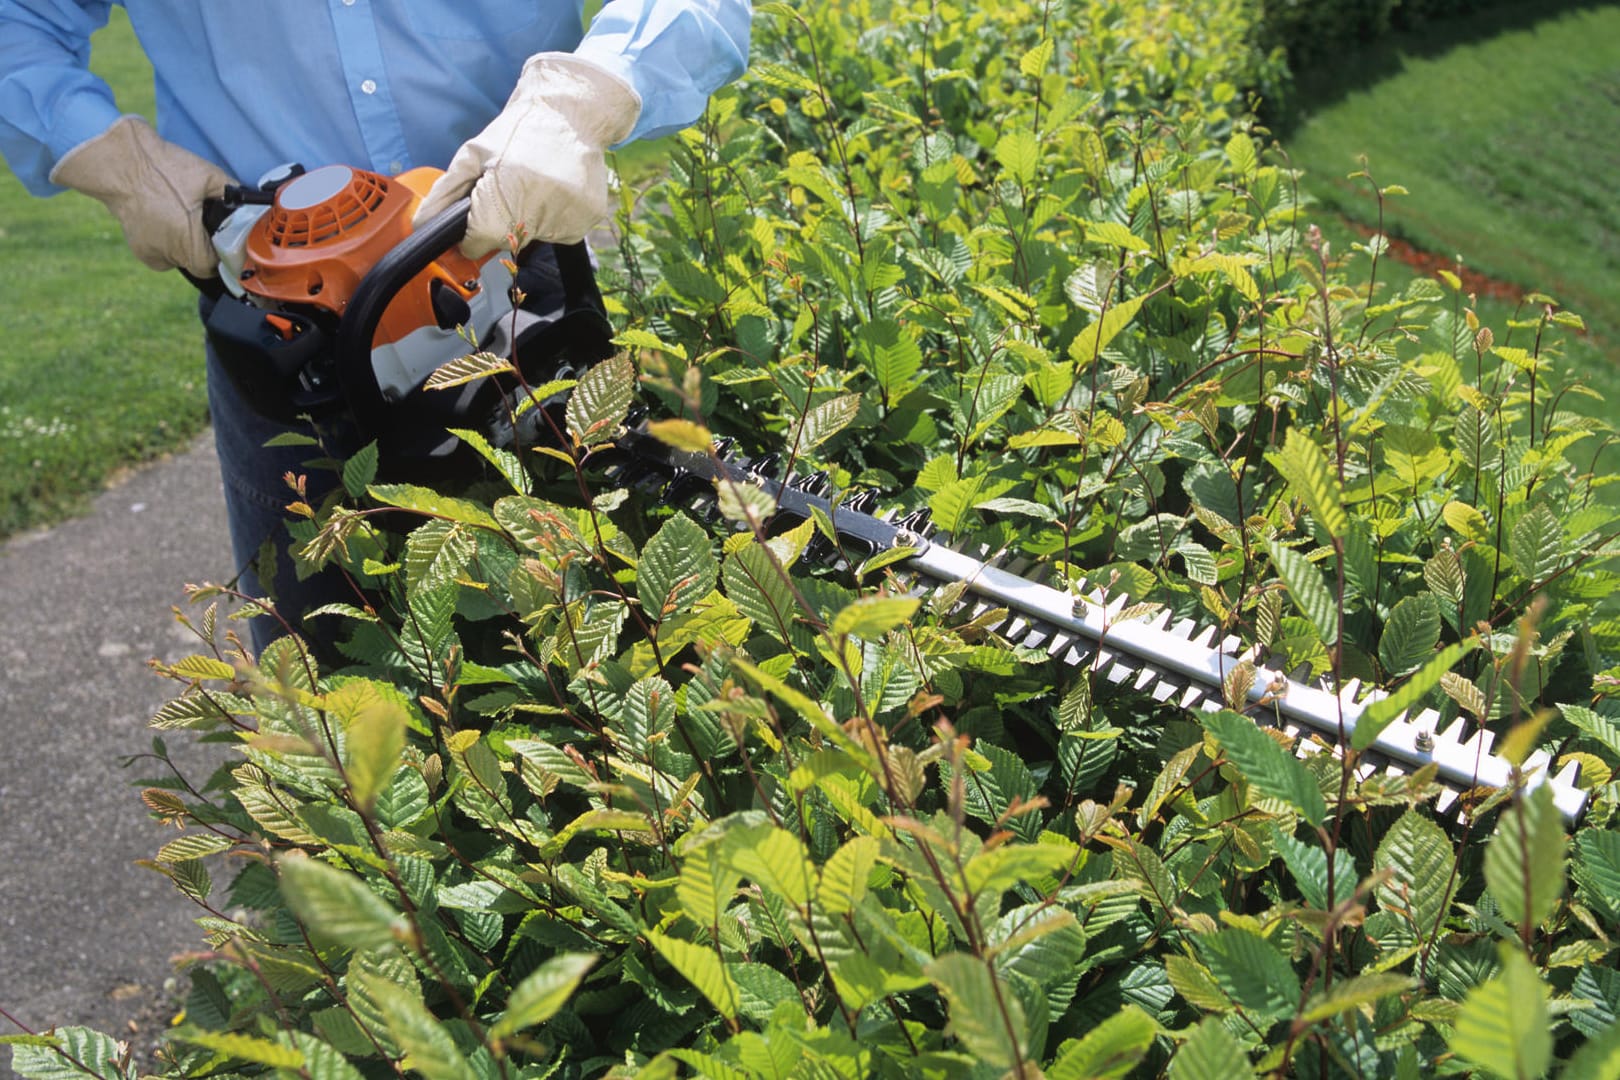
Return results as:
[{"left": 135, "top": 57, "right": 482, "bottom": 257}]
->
[
  {"left": 573, "top": 0, "right": 752, "bottom": 145},
  {"left": 0, "top": 0, "right": 121, "bottom": 195}
]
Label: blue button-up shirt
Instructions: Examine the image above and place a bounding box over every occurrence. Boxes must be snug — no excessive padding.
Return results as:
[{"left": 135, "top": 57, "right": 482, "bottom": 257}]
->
[{"left": 0, "top": 1, "right": 751, "bottom": 196}]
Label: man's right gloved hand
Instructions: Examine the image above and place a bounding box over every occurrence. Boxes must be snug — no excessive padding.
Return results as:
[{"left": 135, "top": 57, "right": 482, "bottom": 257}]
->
[{"left": 49, "top": 116, "right": 233, "bottom": 278}]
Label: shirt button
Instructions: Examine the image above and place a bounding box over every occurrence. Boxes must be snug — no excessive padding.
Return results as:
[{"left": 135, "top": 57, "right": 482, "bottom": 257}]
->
[
  {"left": 361, "top": 79, "right": 378, "bottom": 95},
  {"left": 342, "top": 0, "right": 355, "bottom": 5}
]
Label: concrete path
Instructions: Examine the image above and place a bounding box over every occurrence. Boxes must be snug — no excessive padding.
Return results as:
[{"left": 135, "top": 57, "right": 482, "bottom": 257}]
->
[{"left": 0, "top": 433, "right": 233, "bottom": 1071}]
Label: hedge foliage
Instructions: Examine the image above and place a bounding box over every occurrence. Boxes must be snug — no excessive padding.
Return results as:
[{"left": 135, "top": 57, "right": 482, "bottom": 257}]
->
[{"left": 11, "top": 2, "right": 1620, "bottom": 1079}]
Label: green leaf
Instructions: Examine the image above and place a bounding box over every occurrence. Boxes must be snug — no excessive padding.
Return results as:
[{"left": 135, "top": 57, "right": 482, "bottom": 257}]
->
[
  {"left": 170, "top": 654, "right": 238, "bottom": 681},
  {"left": 1572, "top": 830, "right": 1620, "bottom": 921},
  {"left": 1268, "top": 541, "right": 1339, "bottom": 645},
  {"left": 403, "top": 519, "right": 476, "bottom": 593},
  {"left": 677, "top": 836, "right": 742, "bottom": 929},
  {"left": 9, "top": 1028, "right": 126, "bottom": 1080},
  {"left": 995, "top": 129, "right": 1040, "bottom": 185},
  {"left": 1085, "top": 221, "right": 1151, "bottom": 254},
  {"left": 1168, "top": 1018, "right": 1250, "bottom": 1079},
  {"left": 830, "top": 595, "right": 919, "bottom": 639},
  {"left": 155, "top": 833, "right": 234, "bottom": 863},
  {"left": 647, "top": 930, "right": 740, "bottom": 1020},
  {"left": 791, "top": 393, "right": 861, "bottom": 453},
  {"left": 341, "top": 441, "right": 379, "bottom": 499},
  {"left": 1564, "top": 704, "right": 1620, "bottom": 761},
  {"left": 1379, "top": 594, "right": 1443, "bottom": 677},
  {"left": 175, "top": 1030, "right": 303, "bottom": 1068},
  {"left": 1019, "top": 38, "right": 1054, "bottom": 79},
  {"left": 354, "top": 972, "right": 477, "bottom": 1080},
  {"left": 638, "top": 512, "right": 718, "bottom": 621},
  {"left": 1483, "top": 783, "right": 1566, "bottom": 930},
  {"left": 446, "top": 427, "right": 526, "bottom": 495},
  {"left": 1510, "top": 503, "right": 1562, "bottom": 584},
  {"left": 1203, "top": 711, "right": 1325, "bottom": 826},
  {"left": 367, "top": 484, "right": 499, "bottom": 530},
  {"left": 1448, "top": 944, "right": 1551, "bottom": 1080},
  {"left": 422, "top": 350, "right": 515, "bottom": 390},
  {"left": 328, "top": 681, "right": 407, "bottom": 811},
  {"left": 1300, "top": 972, "right": 1414, "bottom": 1022},
  {"left": 1069, "top": 293, "right": 1147, "bottom": 367},
  {"left": 1374, "top": 810, "right": 1458, "bottom": 940},
  {"left": 1273, "top": 826, "right": 1357, "bottom": 909},
  {"left": 565, "top": 352, "right": 635, "bottom": 446},
  {"left": 926, "top": 952, "right": 1026, "bottom": 1070},
  {"left": 1268, "top": 429, "right": 1347, "bottom": 539},
  {"left": 1563, "top": 1015, "right": 1620, "bottom": 1080},
  {"left": 1226, "top": 131, "right": 1257, "bottom": 180},
  {"left": 490, "top": 953, "right": 597, "bottom": 1039},
  {"left": 1046, "top": 1005, "right": 1159, "bottom": 1079},
  {"left": 277, "top": 855, "right": 408, "bottom": 951},
  {"left": 818, "top": 835, "right": 879, "bottom": 915},
  {"left": 646, "top": 417, "right": 713, "bottom": 453},
  {"left": 728, "top": 824, "right": 814, "bottom": 907},
  {"left": 1356, "top": 640, "right": 1478, "bottom": 750},
  {"left": 1197, "top": 928, "right": 1302, "bottom": 1017}
]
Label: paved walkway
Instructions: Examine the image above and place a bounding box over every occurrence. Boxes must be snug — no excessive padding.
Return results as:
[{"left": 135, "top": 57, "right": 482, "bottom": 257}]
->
[{"left": 0, "top": 433, "right": 233, "bottom": 1069}]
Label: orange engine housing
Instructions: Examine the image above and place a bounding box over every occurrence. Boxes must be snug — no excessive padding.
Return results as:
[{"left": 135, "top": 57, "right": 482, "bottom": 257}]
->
[{"left": 239, "top": 164, "right": 488, "bottom": 347}]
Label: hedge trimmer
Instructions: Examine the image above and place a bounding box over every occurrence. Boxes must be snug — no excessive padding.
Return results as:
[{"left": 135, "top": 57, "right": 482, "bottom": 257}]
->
[{"left": 199, "top": 164, "right": 1590, "bottom": 824}]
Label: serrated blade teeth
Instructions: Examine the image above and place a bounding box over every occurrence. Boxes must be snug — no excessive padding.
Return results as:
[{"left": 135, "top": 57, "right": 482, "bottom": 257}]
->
[
  {"left": 1171, "top": 618, "right": 1199, "bottom": 640},
  {"left": 1555, "top": 757, "right": 1582, "bottom": 787},
  {"left": 1192, "top": 625, "right": 1219, "bottom": 648},
  {"left": 1146, "top": 608, "right": 1173, "bottom": 632},
  {"left": 1151, "top": 678, "right": 1183, "bottom": 702},
  {"left": 1045, "top": 632, "right": 1076, "bottom": 658},
  {"left": 1337, "top": 679, "right": 1362, "bottom": 704},
  {"left": 1063, "top": 643, "right": 1095, "bottom": 669}
]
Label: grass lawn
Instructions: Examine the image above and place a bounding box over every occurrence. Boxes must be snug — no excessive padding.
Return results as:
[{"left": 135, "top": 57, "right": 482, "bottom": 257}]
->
[
  {"left": 0, "top": 9, "right": 207, "bottom": 537},
  {"left": 1284, "top": 2, "right": 1620, "bottom": 365}
]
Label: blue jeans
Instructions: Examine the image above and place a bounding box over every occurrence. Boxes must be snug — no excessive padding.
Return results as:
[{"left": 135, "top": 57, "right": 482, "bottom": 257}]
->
[{"left": 205, "top": 328, "right": 361, "bottom": 657}]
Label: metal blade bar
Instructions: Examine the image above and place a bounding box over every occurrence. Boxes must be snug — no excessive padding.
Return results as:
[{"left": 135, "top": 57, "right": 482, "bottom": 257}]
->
[{"left": 609, "top": 424, "right": 1589, "bottom": 823}]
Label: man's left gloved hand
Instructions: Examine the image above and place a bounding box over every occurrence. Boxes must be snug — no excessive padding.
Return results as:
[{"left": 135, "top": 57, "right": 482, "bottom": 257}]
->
[{"left": 413, "top": 53, "right": 641, "bottom": 258}]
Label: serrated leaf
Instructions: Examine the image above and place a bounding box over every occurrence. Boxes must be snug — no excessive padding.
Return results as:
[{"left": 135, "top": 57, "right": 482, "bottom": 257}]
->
[
  {"left": 354, "top": 971, "right": 476, "bottom": 1080},
  {"left": 1086, "top": 221, "right": 1151, "bottom": 253},
  {"left": 1356, "top": 640, "right": 1477, "bottom": 750},
  {"left": 1380, "top": 594, "right": 1443, "bottom": 677},
  {"left": 1300, "top": 973, "right": 1414, "bottom": 1022},
  {"left": 1269, "top": 429, "right": 1347, "bottom": 539},
  {"left": 403, "top": 519, "right": 475, "bottom": 594},
  {"left": 1268, "top": 541, "right": 1339, "bottom": 645},
  {"left": 1226, "top": 132, "right": 1257, "bottom": 179},
  {"left": 423, "top": 350, "right": 515, "bottom": 390},
  {"left": 565, "top": 352, "right": 635, "bottom": 446},
  {"left": 1019, "top": 38, "right": 1054, "bottom": 78},
  {"left": 367, "top": 484, "right": 498, "bottom": 530},
  {"left": 1273, "top": 826, "right": 1357, "bottom": 910},
  {"left": 1510, "top": 503, "right": 1562, "bottom": 584},
  {"left": 9, "top": 1027, "right": 126, "bottom": 1080},
  {"left": 995, "top": 129, "right": 1040, "bottom": 184},
  {"left": 638, "top": 512, "right": 717, "bottom": 620},
  {"left": 155, "top": 833, "right": 233, "bottom": 863},
  {"left": 278, "top": 855, "right": 407, "bottom": 951},
  {"left": 170, "top": 654, "right": 238, "bottom": 681},
  {"left": 728, "top": 825, "right": 814, "bottom": 907},
  {"left": 1168, "top": 1018, "right": 1250, "bottom": 1079},
  {"left": 926, "top": 952, "right": 1025, "bottom": 1070},
  {"left": 647, "top": 930, "right": 739, "bottom": 1020},
  {"left": 1563, "top": 1014, "right": 1620, "bottom": 1080},
  {"left": 1069, "top": 293, "right": 1147, "bottom": 367},
  {"left": 646, "top": 418, "right": 713, "bottom": 454},
  {"left": 176, "top": 1030, "right": 304, "bottom": 1068},
  {"left": 1375, "top": 810, "right": 1457, "bottom": 940},
  {"left": 1197, "top": 928, "right": 1302, "bottom": 1017},
  {"left": 791, "top": 393, "right": 862, "bottom": 454},
  {"left": 446, "top": 427, "right": 526, "bottom": 495},
  {"left": 677, "top": 839, "right": 741, "bottom": 930},
  {"left": 1483, "top": 783, "right": 1566, "bottom": 931},
  {"left": 1046, "top": 1005, "right": 1158, "bottom": 1079},
  {"left": 1573, "top": 830, "right": 1620, "bottom": 921},
  {"left": 1448, "top": 945, "right": 1551, "bottom": 1080},
  {"left": 831, "top": 595, "right": 919, "bottom": 639},
  {"left": 1203, "top": 711, "right": 1325, "bottom": 826},
  {"left": 327, "top": 681, "right": 407, "bottom": 811},
  {"left": 341, "top": 441, "right": 379, "bottom": 499},
  {"left": 818, "top": 835, "right": 879, "bottom": 915},
  {"left": 490, "top": 953, "right": 596, "bottom": 1039}
]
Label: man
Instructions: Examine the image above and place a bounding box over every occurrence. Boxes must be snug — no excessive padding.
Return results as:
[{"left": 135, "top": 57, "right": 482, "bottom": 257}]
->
[{"left": 0, "top": 1, "right": 752, "bottom": 649}]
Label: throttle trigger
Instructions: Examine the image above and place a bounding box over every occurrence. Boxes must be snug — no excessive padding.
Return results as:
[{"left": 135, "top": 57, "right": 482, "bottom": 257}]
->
[{"left": 430, "top": 278, "right": 472, "bottom": 331}]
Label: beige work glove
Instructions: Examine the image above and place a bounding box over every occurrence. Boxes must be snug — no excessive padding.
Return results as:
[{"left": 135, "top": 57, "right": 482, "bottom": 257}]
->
[
  {"left": 49, "top": 115, "right": 233, "bottom": 278},
  {"left": 414, "top": 53, "right": 641, "bottom": 258}
]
